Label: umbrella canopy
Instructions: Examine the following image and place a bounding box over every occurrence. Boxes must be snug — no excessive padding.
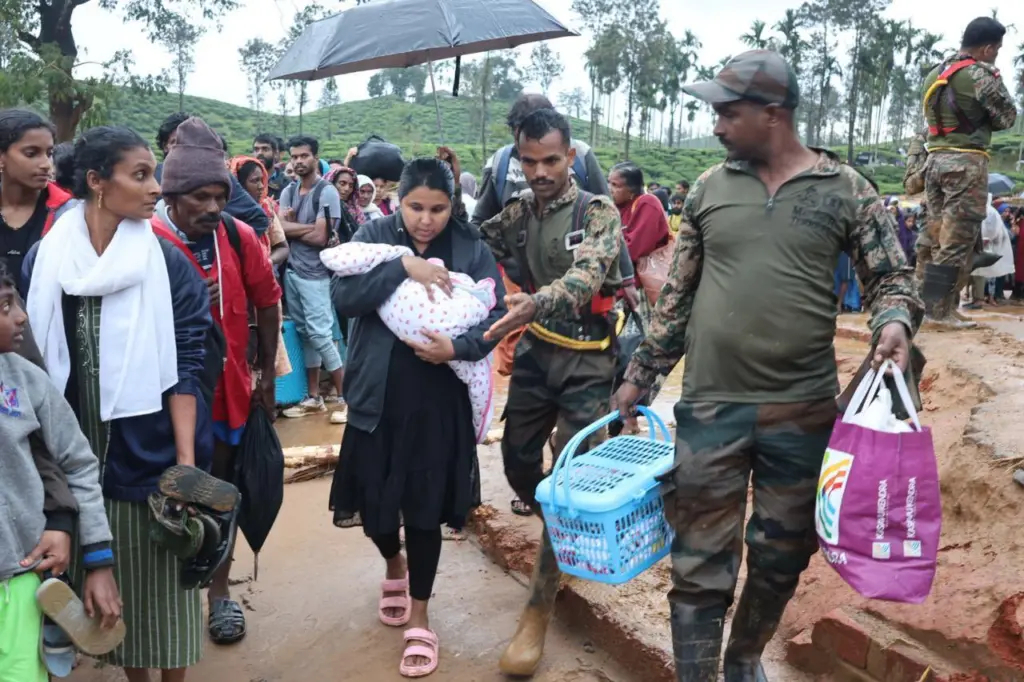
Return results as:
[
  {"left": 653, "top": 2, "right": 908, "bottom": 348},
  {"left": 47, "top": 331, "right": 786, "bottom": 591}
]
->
[
  {"left": 989, "top": 172, "right": 1015, "bottom": 197},
  {"left": 269, "top": 0, "right": 577, "bottom": 81}
]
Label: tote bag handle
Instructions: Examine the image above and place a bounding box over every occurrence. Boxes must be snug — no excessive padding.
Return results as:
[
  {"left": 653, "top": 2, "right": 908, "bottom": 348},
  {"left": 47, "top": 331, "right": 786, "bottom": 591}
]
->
[{"left": 841, "top": 359, "right": 922, "bottom": 431}]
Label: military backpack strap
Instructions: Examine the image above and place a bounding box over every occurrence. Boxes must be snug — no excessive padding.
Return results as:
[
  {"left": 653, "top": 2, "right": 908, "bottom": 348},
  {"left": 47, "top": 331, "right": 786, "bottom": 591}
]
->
[{"left": 500, "top": 200, "right": 536, "bottom": 294}]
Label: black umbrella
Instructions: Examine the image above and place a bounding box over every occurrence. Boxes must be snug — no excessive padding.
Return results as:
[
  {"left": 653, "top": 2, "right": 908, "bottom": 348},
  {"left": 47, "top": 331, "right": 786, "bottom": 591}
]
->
[
  {"left": 231, "top": 405, "right": 285, "bottom": 579},
  {"left": 270, "top": 0, "right": 578, "bottom": 141}
]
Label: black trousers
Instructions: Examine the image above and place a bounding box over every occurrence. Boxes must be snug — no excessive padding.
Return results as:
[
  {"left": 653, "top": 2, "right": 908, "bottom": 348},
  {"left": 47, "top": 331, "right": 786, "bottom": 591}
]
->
[{"left": 371, "top": 527, "right": 442, "bottom": 601}]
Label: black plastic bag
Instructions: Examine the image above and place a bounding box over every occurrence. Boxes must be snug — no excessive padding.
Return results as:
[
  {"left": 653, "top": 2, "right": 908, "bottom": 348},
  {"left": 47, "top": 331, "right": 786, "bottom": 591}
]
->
[
  {"left": 231, "top": 405, "right": 284, "bottom": 578},
  {"left": 350, "top": 135, "right": 405, "bottom": 182},
  {"left": 610, "top": 308, "right": 652, "bottom": 437}
]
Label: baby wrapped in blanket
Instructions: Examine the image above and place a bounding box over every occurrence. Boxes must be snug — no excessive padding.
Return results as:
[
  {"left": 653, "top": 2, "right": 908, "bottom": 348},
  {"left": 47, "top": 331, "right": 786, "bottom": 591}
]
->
[{"left": 321, "top": 242, "right": 496, "bottom": 442}]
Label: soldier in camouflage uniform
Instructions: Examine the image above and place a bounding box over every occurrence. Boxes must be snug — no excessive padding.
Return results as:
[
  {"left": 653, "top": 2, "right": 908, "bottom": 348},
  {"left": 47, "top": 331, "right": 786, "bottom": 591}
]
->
[
  {"left": 903, "top": 128, "right": 929, "bottom": 197},
  {"left": 479, "top": 108, "right": 624, "bottom": 677},
  {"left": 920, "top": 17, "right": 1017, "bottom": 330},
  {"left": 613, "top": 51, "right": 923, "bottom": 682}
]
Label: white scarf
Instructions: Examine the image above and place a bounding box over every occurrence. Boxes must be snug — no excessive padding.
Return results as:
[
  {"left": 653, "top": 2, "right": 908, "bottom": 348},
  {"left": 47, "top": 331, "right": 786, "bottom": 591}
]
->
[{"left": 27, "top": 203, "right": 178, "bottom": 421}]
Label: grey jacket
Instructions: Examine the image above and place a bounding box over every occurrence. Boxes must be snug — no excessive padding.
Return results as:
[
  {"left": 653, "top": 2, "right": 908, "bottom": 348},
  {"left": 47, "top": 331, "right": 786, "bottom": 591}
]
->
[
  {"left": 332, "top": 213, "right": 507, "bottom": 433},
  {"left": 0, "top": 353, "right": 112, "bottom": 580}
]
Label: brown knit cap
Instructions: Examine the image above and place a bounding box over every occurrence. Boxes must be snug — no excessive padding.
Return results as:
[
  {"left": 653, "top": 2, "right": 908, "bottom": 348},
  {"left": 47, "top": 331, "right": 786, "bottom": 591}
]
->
[{"left": 160, "top": 117, "right": 232, "bottom": 195}]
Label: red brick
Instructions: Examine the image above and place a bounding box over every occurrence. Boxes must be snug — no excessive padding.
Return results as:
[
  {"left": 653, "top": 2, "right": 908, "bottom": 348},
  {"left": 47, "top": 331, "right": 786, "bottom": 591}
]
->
[
  {"left": 866, "top": 639, "right": 953, "bottom": 682},
  {"left": 832, "top": 659, "right": 879, "bottom": 682},
  {"left": 785, "top": 628, "right": 834, "bottom": 675},
  {"left": 812, "top": 608, "right": 871, "bottom": 669}
]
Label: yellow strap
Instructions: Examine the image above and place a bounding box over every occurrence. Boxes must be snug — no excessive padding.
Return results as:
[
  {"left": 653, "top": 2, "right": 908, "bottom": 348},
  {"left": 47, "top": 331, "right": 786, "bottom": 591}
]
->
[
  {"left": 527, "top": 311, "right": 625, "bottom": 352},
  {"left": 920, "top": 78, "right": 946, "bottom": 117},
  {"left": 927, "top": 146, "right": 991, "bottom": 159}
]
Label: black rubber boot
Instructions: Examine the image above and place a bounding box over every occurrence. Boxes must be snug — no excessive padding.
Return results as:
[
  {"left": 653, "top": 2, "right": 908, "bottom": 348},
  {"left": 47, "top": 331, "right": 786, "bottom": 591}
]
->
[
  {"left": 722, "top": 580, "right": 793, "bottom": 682},
  {"left": 922, "top": 263, "right": 977, "bottom": 330},
  {"left": 670, "top": 602, "right": 724, "bottom": 681}
]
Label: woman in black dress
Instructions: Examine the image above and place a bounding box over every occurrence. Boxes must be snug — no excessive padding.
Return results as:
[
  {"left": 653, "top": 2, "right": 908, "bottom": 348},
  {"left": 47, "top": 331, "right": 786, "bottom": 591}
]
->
[{"left": 329, "top": 158, "right": 505, "bottom": 678}]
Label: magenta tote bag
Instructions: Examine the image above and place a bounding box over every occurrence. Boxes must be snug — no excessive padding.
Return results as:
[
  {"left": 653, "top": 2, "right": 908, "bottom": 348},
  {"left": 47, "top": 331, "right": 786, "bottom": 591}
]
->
[{"left": 816, "top": 360, "right": 941, "bottom": 604}]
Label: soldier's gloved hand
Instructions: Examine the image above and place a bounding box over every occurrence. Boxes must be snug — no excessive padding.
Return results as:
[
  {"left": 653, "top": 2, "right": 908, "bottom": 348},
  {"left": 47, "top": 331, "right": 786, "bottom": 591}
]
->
[{"left": 611, "top": 382, "right": 644, "bottom": 435}]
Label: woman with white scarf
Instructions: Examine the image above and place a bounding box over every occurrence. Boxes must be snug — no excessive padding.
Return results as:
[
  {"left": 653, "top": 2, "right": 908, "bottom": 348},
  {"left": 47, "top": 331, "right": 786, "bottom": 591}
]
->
[
  {"left": 23, "top": 126, "right": 219, "bottom": 681},
  {"left": 968, "top": 193, "right": 1016, "bottom": 307},
  {"left": 357, "top": 174, "right": 385, "bottom": 220}
]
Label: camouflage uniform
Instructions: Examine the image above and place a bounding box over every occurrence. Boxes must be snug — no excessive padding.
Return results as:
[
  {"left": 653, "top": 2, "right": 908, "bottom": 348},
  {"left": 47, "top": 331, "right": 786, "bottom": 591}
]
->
[
  {"left": 920, "top": 54, "right": 1017, "bottom": 327},
  {"left": 623, "top": 151, "right": 921, "bottom": 679},
  {"left": 480, "top": 179, "right": 624, "bottom": 676},
  {"left": 902, "top": 128, "right": 928, "bottom": 197}
]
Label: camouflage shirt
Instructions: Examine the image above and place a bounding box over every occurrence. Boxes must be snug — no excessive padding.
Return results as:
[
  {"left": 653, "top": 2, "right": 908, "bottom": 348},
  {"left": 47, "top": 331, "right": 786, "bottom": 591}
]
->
[
  {"left": 903, "top": 127, "right": 928, "bottom": 195},
  {"left": 624, "top": 150, "right": 924, "bottom": 402},
  {"left": 480, "top": 180, "right": 623, "bottom": 320},
  {"left": 923, "top": 54, "right": 1017, "bottom": 150}
]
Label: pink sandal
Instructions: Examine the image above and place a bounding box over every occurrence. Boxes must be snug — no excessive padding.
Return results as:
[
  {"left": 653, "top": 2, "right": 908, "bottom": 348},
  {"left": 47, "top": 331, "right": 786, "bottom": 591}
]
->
[
  {"left": 399, "top": 627, "right": 439, "bottom": 678},
  {"left": 378, "top": 574, "right": 411, "bottom": 627}
]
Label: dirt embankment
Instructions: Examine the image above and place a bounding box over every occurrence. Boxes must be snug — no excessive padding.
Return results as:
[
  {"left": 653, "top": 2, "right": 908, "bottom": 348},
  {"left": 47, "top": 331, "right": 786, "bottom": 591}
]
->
[{"left": 784, "top": 322, "right": 1024, "bottom": 681}]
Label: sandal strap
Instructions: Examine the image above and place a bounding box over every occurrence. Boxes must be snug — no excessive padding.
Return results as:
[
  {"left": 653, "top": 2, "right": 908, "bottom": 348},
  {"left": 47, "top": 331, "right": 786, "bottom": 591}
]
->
[
  {"left": 402, "top": 645, "right": 437, "bottom": 661},
  {"left": 379, "top": 596, "right": 409, "bottom": 609},
  {"left": 403, "top": 627, "right": 438, "bottom": 646},
  {"left": 381, "top": 574, "right": 410, "bottom": 591}
]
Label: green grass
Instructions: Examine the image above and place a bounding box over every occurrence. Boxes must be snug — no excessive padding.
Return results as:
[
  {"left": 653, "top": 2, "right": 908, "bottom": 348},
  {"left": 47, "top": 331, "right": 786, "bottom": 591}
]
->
[{"left": 108, "top": 88, "right": 1024, "bottom": 197}]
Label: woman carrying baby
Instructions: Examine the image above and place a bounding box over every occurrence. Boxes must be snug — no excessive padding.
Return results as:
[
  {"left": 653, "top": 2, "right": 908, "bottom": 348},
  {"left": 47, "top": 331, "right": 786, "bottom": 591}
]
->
[{"left": 329, "top": 158, "right": 505, "bottom": 678}]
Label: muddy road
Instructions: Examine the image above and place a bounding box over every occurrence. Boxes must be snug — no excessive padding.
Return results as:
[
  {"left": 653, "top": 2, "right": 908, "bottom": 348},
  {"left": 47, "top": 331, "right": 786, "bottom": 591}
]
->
[{"left": 69, "top": 478, "right": 639, "bottom": 682}]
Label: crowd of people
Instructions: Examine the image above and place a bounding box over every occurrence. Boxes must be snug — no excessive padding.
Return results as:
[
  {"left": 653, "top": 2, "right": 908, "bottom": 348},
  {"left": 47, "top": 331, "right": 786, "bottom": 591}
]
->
[{"left": 0, "top": 13, "right": 1017, "bottom": 682}]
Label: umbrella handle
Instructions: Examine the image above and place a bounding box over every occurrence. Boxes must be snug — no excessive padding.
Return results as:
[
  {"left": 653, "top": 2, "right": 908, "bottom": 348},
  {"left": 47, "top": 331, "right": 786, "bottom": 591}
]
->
[{"left": 453, "top": 56, "right": 461, "bottom": 97}]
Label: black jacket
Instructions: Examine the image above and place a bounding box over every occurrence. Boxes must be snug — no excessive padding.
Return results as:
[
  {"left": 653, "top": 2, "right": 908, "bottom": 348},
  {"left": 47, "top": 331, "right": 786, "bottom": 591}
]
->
[{"left": 333, "top": 212, "right": 507, "bottom": 433}]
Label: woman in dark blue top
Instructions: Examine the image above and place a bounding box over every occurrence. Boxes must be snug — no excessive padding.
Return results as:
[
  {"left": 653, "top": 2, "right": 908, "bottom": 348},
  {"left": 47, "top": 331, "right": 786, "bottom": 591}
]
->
[{"left": 329, "top": 158, "right": 505, "bottom": 677}]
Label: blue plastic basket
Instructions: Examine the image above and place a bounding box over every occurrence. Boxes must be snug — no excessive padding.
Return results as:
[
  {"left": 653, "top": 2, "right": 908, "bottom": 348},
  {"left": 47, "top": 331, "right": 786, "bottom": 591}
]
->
[
  {"left": 275, "top": 320, "right": 307, "bottom": 406},
  {"left": 535, "top": 406, "right": 676, "bottom": 584}
]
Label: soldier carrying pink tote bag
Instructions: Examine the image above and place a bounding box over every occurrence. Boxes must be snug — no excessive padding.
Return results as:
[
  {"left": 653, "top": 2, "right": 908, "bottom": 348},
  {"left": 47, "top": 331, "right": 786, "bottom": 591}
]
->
[{"left": 816, "top": 359, "right": 941, "bottom": 604}]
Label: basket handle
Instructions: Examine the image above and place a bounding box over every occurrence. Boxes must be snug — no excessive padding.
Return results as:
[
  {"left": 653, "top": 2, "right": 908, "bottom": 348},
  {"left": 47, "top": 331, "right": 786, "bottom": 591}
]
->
[{"left": 548, "top": 406, "right": 671, "bottom": 518}]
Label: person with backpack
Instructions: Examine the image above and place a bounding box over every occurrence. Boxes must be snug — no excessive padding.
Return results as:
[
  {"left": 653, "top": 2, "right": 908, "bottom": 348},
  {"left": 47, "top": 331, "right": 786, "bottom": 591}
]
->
[
  {"left": 152, "top": 117, "right": 282, "bottom": 646},
  {"left": 0, "top": 110, "right": 76, "bottom": 298},
  {"left": 23, "top": 125, "right": 236, "bottom": 682},
  {"left": 278, "top": 135, "right": 345, "bottom": 417},
  {"left": 477, "top": 109, "right": 626, "bottom": 678},
  {"left": 919, "top": 17, "right": 1017, "bottom": 329}
]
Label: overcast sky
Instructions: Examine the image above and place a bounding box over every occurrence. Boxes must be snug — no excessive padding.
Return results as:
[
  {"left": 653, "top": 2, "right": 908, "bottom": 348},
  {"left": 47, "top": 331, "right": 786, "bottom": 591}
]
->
[{"left": 72, "top": 0, "right": 1023, "bottom": 132}]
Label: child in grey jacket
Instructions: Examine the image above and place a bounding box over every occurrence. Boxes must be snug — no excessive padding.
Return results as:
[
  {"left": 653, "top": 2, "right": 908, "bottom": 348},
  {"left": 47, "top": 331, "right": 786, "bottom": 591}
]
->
[{"left": 0, "top": 272, "right": 122, "bottom": 679}]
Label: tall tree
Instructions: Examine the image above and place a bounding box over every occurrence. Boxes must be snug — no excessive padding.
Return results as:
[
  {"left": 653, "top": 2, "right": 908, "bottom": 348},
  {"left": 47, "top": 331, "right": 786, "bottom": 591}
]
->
[
  {"left": 572, "top": 0, "right": 615, "bottom": 146},
  {"left": 0, "top": 0, "right": 232, "bottom": 139},
  {"left": 740, "top": 20, "right": 773, "bottom": 49},
  {"left": 238, "top": 38, "right": 278, "bottom": 130},
  {"left": 318, "top": 78, "right": 340, "bottom": 139},
  {"left": 159, "top": 15, "right": 202, "bottom": 112},
  {"left": 287, "top": 5, "right": 329, "bottom": 134},
  {"left": 558, "top": 87, "right": 589, "bottom": 119},
  {"left": 527, "top": 43, "right": 563, "bottom": 94}
]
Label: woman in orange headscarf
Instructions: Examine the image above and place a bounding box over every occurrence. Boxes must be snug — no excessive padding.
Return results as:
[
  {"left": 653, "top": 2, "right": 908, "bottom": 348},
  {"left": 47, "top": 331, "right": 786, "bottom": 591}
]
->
[{"left": 231, "top": 155, "right": 292, "bottom": 377}]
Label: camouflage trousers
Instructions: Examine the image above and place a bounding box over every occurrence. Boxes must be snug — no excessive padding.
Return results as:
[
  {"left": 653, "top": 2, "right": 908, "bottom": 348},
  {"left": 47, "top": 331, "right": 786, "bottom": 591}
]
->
[
  {"left": 924, "top": 152, "right": 987, "bottom": 275},
  {"left": 663, "top": 399, "right": 836, "bottom": 619},
  {"left": 501, "top": 332, "right": 616, "bottom": 507},
  {"left": 501, "top": 333, "right": 616, "bottom": 614}
]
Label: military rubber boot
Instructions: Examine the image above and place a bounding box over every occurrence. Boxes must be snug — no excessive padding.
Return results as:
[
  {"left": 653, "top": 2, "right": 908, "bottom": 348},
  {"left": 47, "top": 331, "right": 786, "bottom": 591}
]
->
[
  {"left": 499, "top": 531, "right": 562, "bottom": 677},
  {"left": 722, "top": 580, "right": 794, "bottom": 682},
  {"left": 669, "top": 602, "right": 725, "bottom": 681},
  {"left": 921, "top": 263, "right": 977, "bottom": 331}
]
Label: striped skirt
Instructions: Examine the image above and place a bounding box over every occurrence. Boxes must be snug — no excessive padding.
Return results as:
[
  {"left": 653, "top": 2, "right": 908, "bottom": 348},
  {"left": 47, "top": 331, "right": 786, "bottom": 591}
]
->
[
  {"left": 72, "top": 296, "right": 203, "bottom": 669},
  {"left": 93, "top": 499, "right": 204, "bottom": 669}
]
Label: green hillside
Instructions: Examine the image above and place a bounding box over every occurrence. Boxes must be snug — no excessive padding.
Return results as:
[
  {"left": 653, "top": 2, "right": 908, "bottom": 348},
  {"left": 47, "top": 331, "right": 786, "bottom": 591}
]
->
[{"left": 108, "top": 89, "right": 1024, "bottom": 197}]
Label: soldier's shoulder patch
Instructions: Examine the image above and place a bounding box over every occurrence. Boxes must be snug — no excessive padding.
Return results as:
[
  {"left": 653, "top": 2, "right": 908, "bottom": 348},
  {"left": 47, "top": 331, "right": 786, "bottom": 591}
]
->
[{"left": 695, "top": 163, "right": 726, "bottom": 185}]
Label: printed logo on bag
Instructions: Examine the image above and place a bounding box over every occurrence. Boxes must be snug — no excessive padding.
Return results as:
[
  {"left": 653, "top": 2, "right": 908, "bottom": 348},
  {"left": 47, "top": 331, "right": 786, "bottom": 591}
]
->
[
  {"left": 816, "top": 448, "right": 854, "bottom": 545},
  {"left": 904, "top": 540, "right": 922, "bottom": 558},
  {"left": 0, "top": 382, "right": 22, "bottom": 418},
  {"left": 872, "top": 541, "right": 891, "bottom": 560}
]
